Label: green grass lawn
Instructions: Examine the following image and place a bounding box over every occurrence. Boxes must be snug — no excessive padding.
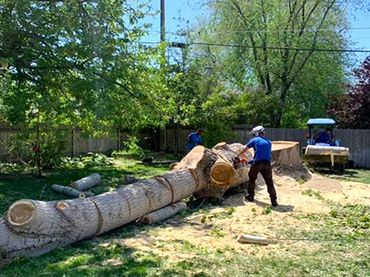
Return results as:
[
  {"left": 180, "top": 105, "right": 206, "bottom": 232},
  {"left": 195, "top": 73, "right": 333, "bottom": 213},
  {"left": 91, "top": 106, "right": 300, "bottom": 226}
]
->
[
  {"left": 0, "top": 159, "right": 168, "bottom": 215},
  {"left": 0, "top": 160, "right": 369, "bottom": 276},
  {"left": 332, "top": 169, "right": 370, "bottom": 185}
]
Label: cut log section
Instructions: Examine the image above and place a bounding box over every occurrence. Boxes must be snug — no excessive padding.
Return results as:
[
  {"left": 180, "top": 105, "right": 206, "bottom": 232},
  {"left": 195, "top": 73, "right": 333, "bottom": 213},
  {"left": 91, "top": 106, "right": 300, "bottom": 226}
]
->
[
  {"left": 70, "top": 173, "right": 101, "bottom": 191},
  {"left": 237, "top": 234, "right": 270, "bottom": 245},
  {"left": 51, "top": 184, "right": 94, "bottom": 199},
  {"left": 140, "top": 202, "right": 187, "bottom": 224}
]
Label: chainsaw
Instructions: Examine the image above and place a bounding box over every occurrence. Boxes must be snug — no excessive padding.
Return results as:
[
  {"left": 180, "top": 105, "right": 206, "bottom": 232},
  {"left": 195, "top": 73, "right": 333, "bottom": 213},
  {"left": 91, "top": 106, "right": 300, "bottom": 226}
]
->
[{"left": 232, "top": 150, "right": 254, "bottom": 169}]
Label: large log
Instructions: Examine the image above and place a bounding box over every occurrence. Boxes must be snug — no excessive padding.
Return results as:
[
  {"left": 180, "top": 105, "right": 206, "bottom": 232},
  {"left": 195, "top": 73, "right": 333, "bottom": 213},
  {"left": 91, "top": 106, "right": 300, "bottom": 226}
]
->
[{"left": 0, "top": 142, "right": 305, "bottom": 266}]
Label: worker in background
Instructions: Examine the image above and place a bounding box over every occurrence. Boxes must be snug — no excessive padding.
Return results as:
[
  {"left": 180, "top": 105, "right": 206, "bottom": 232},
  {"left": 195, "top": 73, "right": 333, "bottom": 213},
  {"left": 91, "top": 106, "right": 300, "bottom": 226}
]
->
[
  {"left": 238, "top": 126, "right": 278, "bottom": 207},
  {"left": 186, "top": 129, "right": 204, "bottom": 152},
  {"left": 314, "top": 128, "right": 333, "bottom": 145}
]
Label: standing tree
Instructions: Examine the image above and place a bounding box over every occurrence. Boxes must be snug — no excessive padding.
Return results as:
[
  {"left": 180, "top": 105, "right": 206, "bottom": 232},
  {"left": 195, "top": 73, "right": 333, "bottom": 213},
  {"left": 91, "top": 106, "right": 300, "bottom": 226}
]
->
[
  {"left": 328, "top": 56, "right": 370, "bottom": 129},
  {"left": 191, "top": 0, "right": 349, "bottom": 127},
  {"left": 0, "top": 0, "right": 172, "bottom": 132},
  {"left": 0, "top": 0, "right": 173, "bottom": 172}
]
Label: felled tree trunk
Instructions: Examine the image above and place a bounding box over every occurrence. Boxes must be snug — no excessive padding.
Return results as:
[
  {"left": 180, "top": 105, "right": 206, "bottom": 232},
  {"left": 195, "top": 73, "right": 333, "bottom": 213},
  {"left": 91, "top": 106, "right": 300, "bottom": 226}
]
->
[{"left": 0, "top": 142, "right": 304, "bottom": 266}]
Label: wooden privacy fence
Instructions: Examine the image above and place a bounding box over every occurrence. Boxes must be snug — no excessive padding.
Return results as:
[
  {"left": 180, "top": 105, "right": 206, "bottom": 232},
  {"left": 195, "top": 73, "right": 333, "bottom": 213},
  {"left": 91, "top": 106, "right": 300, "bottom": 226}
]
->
[
  {"left": 1, "top": 125, "right": 370, "bottom": 168},
  {"left": 162, "top": 126, "right": 370, "bottom": 169},
  {"left": 0, "top": 127, "right": 118, "bottom": 160}
]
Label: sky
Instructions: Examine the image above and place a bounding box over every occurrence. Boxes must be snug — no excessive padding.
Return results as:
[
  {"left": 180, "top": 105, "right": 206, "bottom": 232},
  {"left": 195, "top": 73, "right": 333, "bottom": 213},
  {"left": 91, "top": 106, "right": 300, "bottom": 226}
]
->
[{"left": 139, "top": 0, "right": 370, "bottom": 66}]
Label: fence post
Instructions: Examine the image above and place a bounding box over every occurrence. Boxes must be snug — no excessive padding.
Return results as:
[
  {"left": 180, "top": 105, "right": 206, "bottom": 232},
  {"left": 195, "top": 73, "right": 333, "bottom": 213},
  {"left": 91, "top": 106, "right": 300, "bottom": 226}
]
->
[
  {"left": 116, "top": 128, "right": 121, "bottom": 151},
  {"left": 71, "top": 128, "right": 75, "bottom": 157}
]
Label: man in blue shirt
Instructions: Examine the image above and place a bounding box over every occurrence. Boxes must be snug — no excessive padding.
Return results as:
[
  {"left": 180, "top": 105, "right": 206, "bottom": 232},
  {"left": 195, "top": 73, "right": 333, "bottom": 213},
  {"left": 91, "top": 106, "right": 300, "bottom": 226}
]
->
[
  {"left": 186, "top": 129, "right": 204, "bottom": 152},
  {"left": 238, "top": 126, "right": 278, "bottom": 207},
  {"left": 314, "top": 128, "right": 333, "bottom": 145}
]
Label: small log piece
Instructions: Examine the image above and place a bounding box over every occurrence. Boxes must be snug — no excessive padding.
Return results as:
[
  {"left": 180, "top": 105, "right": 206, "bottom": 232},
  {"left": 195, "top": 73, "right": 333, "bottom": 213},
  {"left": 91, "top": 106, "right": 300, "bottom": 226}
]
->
[
  {"left": 237, "top": 234, "right": 269, "bottom": 245},
  {"left": 70, "top": 173, "right": 101, "bottom": 191},
  {"left": 51, "top": 184, "right": 93, "bottom": 199},
  {"left": 140, "top": 202, "right": 187, "bottom": 224}
]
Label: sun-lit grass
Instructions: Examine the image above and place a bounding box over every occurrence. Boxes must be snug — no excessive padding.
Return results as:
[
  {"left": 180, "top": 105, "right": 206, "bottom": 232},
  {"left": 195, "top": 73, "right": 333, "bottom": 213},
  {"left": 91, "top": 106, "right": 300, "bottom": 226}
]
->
[
  {"left": 327, "top": 169, "right": 370, "bottom": 185},
  {"left": 0, "top": 157, "right": 169, "bottom": 214}
]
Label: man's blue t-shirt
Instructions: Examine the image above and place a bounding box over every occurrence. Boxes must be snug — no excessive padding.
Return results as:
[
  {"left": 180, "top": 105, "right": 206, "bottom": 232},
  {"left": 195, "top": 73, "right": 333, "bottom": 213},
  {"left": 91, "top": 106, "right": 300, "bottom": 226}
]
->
[
  {"left": 315, "top": 132, "right": 331, "bottom": 144},
  {"left": 186, "top": 132, "right": 202, "bottom": 151},
  {"left": 246, "top": 136, "right": 272, "bottom": 162}
]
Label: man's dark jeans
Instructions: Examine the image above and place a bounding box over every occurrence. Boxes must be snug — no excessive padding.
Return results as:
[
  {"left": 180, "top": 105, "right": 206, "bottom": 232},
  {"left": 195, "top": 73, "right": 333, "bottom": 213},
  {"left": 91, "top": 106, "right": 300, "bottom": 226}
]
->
[{"left": 247, "top": 160, "right": 277, "bottom": 204}]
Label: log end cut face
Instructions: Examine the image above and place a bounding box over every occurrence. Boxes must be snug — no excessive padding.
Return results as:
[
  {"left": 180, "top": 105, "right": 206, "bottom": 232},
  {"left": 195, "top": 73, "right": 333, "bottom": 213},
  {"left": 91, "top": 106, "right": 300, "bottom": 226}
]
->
[
  {"left": 7, "top": 200, "right": 36, "bottom": 226},
  {"left": 210, "top": 161, "right": 235, "bottom": 186}
]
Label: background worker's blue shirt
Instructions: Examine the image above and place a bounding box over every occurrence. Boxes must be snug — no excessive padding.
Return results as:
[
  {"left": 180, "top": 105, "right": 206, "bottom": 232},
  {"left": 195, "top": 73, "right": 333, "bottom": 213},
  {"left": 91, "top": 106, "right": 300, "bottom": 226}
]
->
[
  {"left": 315, "top": 132, "right": 331, "bottom": 144},
  {"left": 186, "top": 132, "right": 202, "bottom": 151},
  {"left": 246, "top": 136, "right": 272, "bottom": 162}
]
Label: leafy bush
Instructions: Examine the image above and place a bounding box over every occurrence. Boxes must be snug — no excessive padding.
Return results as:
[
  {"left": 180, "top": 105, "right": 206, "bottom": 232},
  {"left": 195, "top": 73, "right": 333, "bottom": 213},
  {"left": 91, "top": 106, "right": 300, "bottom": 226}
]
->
[
  {"left": 0, "top": 162, "right": 28, "bottom": 175},
  {"left": 113, "top": 136, "right": 145, "bottom": 159},
  {"left": 58, "top": 153, "right": 114, "bottom": 169},
  {"left": 5, "top": 129, "right": 68, "bottom": 172}
]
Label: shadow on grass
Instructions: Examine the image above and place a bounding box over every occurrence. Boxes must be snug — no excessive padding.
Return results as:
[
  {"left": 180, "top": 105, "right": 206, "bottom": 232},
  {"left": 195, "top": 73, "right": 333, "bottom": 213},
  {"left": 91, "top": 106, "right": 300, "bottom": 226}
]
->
[{"left": 1, "top": 236, "right": 163, "bottom": 276}]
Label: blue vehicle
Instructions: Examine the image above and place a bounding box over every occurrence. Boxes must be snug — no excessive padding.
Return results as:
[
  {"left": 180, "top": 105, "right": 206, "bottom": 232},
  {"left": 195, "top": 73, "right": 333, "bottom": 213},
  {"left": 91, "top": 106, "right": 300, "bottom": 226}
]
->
[{"left": 302, "top": 118, "right": 349, "bottom": 174}]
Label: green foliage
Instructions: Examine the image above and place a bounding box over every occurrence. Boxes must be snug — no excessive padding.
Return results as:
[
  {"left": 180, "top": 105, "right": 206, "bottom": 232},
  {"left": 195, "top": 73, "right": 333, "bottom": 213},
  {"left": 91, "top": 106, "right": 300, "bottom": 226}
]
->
[
  {"left": 199, "top": 90, "right": 238, "bottom": 146},
  {"left": 210, "top": 226, "right": 226, "bottom": 237},
  {"left": 329, "top": 205, "right": 370, "bottom": 230},
  {"left": 115, "top": 136, "right": 146, "bottom": 159},
  {"left": 192, "top": 0, "right": 348, "bottom": 127},
  {"left": 0, "top": 0, "right": 172, "bottom": 135},
  {"left": 328, "top": 169, "right": 370, "bottom": 185},
  {"left": 301, "top": 189, "right": 325, "bottom": 200},
  {"left": 234, "top": 89, "right": 279, "bottom": 127},
  {"left": 262, "top": 206, "right": 273, "bottom": 215},
  {"left": 5, "top": 129, "right": 68, "bottom": 172},
  {"left": 58, "top": 153, "right": 114, "bottom": 169},
  {"left": 0, "top": 162, "right": 26, "bottom": 175}
]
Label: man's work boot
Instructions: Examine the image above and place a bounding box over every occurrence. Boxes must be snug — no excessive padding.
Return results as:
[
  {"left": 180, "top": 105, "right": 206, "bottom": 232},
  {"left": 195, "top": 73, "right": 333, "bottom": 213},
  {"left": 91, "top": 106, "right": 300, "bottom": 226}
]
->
[{"left": 270, "top": 195, "right": 278, "bottom": 207}]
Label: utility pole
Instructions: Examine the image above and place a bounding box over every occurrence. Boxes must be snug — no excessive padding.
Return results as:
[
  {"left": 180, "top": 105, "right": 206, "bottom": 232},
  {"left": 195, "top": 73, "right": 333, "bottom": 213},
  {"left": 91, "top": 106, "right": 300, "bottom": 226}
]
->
[
  {"left": 160, "top": 0, "right": 167, "bottom": 152},
  {"left": 160, "top": 0, "right": 165, "bottom": 43}
]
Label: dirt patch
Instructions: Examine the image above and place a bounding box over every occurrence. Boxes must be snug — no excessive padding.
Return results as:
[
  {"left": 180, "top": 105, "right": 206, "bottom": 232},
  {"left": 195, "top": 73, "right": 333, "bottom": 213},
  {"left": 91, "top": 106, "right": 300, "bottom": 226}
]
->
[{"left": 121, "top": 173, "right": 370, "bottom": 259}]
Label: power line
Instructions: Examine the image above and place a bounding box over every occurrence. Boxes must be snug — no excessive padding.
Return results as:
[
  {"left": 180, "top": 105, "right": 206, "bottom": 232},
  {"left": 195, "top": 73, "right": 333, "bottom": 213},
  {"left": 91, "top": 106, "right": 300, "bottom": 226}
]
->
[
  {"left": 146, "top": 26, "right": 370, "bottom": 36},
  {"left": 140, "top": 41, "right": 370, "bottom": 53}
]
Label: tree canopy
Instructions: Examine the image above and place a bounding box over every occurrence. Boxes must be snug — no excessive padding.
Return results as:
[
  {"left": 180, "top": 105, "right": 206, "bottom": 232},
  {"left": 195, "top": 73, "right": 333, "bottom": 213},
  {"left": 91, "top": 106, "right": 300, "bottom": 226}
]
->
[
  {"left": 0, "top": 0, "right": 368, "bottom": 146},
  {"left": 328, "top": 55, "right": 370, "bottom": 129},
  {"left": 188, "top": 0, "right": 349, "bottom": 127},
  {"left": 0, "top": 0, "right": 173, "bottom": 134}
]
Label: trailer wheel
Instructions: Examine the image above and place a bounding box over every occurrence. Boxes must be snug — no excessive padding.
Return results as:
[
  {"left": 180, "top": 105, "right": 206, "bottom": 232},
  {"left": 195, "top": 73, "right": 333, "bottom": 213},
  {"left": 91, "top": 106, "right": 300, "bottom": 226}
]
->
[{"left": 338, "top": 163, "right": 345, "bottom": 174}]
